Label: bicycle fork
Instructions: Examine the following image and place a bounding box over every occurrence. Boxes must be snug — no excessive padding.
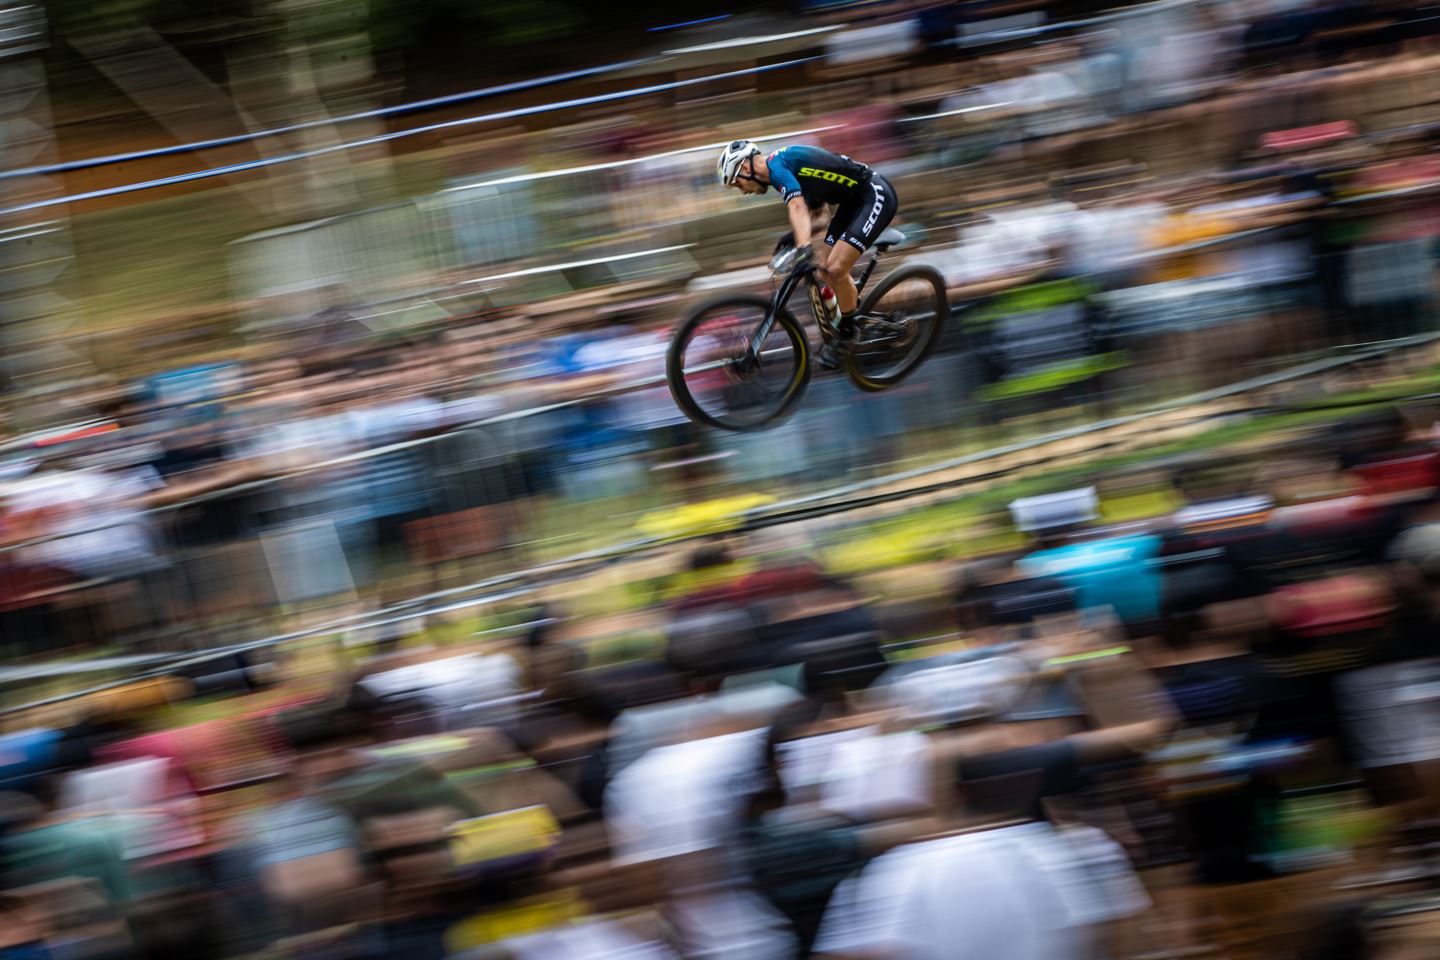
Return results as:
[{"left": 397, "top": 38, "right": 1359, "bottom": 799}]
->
[
  {"left": 747, "top": 270, "right": 805, "bottom": 364},
  {"left": 746, "top": 312, "right": 777, "bottom": 366}
]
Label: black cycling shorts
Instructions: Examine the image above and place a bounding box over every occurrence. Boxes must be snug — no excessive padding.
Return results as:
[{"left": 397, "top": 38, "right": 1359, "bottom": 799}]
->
[{"left": 825, "top": 174, "right": 898, "bottom": 254}]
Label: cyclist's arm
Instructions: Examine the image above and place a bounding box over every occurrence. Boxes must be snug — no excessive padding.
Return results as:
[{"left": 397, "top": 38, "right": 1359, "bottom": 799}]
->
[
  {"left": 786, "top": 197, "right": 813, "bottom": 251},
  {"left": 765, "top": 152, "right": 813, "bottom": 246}
]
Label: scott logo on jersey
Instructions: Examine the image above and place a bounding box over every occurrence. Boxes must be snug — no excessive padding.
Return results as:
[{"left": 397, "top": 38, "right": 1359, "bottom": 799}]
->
[{"left": 799, "top": 166, "right": 859, "bottom": 188}]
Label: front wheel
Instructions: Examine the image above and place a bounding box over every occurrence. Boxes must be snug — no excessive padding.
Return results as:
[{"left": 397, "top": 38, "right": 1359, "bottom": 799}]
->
[
  {"left": 846, "top": 264, "right": 949, "bottom": 393},
  {"left": 667, "top": 294, "right": 812, "bottom": 432}
]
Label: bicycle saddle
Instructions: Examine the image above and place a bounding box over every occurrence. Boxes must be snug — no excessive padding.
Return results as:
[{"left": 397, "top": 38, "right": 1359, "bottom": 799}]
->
[{"left": 874, "top": 227, "right": 907, "bottom": 252}]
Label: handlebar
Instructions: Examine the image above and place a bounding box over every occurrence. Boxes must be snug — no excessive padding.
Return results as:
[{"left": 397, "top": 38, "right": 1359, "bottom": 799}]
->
[{"left": 768, "top": 244, "right": 815, "bottom": 279}]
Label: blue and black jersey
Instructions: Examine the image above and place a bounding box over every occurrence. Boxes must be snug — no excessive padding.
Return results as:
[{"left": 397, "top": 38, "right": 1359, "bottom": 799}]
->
[
  {"left": 765, "top": 145, "right": 874, "bottom": 207},
  {"left": 767, "top": 144, "right": 899, "bottom": 254}
]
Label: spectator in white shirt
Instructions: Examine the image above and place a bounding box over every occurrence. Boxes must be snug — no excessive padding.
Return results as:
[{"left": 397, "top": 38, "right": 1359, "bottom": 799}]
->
[
  {"left": 605, "top": 718, "right": 797, "bottom": 960},
  {"left": 812, "top": 748, "right": 1152, "bottom": 960}
]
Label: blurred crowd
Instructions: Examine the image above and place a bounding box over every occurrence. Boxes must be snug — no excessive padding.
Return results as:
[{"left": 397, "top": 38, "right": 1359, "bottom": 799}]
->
[{"left": 4, "top": 401, "right": 1440, "bottom": 958}]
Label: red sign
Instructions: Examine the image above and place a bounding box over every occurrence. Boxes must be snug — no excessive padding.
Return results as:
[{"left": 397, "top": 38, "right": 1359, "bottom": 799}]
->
[{"left": 1261, "top": 121, "right": 1358, "bottom": 151}]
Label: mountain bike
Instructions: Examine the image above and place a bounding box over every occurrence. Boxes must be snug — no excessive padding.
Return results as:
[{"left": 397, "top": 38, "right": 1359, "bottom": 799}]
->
[{"left": 666, "top": 227, "right": 948, "bottom": 431}]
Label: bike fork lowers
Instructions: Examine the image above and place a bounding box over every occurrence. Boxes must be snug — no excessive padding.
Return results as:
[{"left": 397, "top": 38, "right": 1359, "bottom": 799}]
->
[{"left": 746, "top": 312, "right": 777, "bottom": 366}]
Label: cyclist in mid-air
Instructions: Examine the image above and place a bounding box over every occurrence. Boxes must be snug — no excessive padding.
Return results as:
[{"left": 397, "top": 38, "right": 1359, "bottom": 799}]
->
[{"left": 718, "top": 139, "right": 898, "bottom": 369}]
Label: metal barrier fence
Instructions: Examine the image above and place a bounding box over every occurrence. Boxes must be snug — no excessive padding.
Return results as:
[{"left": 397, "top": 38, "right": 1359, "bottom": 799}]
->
[
  {"left": 229, "top": 124, "right": 842, "bottom": 325},
  {"left": 225, "top": 35, "right": 1440, "bottom": 335},
  {"left": 229, "top": 201, "right": 451, "bottom": 334}
]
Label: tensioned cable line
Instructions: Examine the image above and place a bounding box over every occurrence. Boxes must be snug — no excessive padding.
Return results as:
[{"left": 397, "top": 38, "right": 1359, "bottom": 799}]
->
[{"left": 0, "top": 57, "right": 819, "bottom": 219}]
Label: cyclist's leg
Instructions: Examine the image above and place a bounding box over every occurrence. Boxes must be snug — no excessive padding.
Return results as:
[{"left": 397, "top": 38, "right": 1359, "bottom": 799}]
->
[
  {"left": 821, "top": 194, "right": 864, "bottom": 313},
  {"left": 821, "top": 239, "right": 864, "bottom": 314},
  {"left": 826, "top": 176, "right": 898, "bottom": 314},
  {"left": 849, "top": 175, "right": 898, "bottom": 256},
  {"left": 817, "top": 227, "right": 864, "bottom": 371}
]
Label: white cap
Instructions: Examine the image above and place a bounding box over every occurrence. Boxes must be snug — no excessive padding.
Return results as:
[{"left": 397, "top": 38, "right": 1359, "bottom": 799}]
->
[{"left": 1009, "top": 487, "right": 1099, "bottom": 532}]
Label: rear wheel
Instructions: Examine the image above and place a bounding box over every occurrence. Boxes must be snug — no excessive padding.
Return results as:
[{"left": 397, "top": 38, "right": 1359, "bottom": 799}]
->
[
  {"left": 845, "top": 264, "right": 948, "bottom": 393},
  {"left": 667, "top": 294, "right": 811, "bottom": 431}
]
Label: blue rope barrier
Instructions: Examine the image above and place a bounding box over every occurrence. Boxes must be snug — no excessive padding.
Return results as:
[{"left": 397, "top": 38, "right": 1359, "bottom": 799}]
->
[
  {"left": 0, "top": 57, "right": 818, "bottom": 218},
  {"left": 648, "top": 14, "right": 732, "bottom": 32},
  {"left": 0, "top": 57, "right": 655, "bottom": 181}
]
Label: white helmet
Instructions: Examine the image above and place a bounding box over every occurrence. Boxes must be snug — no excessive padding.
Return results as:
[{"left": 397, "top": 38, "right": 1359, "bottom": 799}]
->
[{"left": 717, "top": 139, "right": 761, "bottom": 186}]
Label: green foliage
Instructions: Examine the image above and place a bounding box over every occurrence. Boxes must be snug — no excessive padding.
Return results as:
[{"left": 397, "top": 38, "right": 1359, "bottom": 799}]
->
[
  {"left": 980, "top": 352, "right": 1129, "bottom": 401},
  {"left": 47, "top": 0, "right": 160, "bottom": 36}
]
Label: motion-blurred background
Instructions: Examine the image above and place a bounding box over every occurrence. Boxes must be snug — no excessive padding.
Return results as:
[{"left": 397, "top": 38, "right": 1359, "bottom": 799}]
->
[{"left": 3, "top": 1, "right": 1440, "bottom": 958}]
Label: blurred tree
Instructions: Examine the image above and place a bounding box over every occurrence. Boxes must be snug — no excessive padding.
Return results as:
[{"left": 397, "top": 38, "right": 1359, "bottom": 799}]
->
[
  {"left": 369, "top": 0, "right": 580, "bottom": 52},
  {"left": 47, "top": 0, "right": 160, "bottom": 37},
  {"left": 481, "top": 0, "right": 583, "bottom": 46}
]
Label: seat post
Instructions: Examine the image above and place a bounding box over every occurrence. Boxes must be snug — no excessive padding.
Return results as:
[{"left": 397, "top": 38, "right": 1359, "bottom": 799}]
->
[{"left": 855, "top": 250, "right": 881, "bottom": 296}]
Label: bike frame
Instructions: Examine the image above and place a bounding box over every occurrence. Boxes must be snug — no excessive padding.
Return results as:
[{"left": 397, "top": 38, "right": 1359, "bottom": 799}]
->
[{"left": 745, "top": 248, "right": 883, "bottom": 363}]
